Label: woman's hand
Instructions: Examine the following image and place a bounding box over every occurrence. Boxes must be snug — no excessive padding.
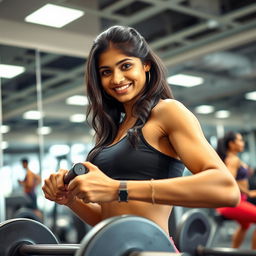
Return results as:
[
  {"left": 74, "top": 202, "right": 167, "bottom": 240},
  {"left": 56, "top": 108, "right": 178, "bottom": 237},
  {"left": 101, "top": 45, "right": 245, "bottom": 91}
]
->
[
  {"left": 68, "top": 162, "right": 119, "bottom": 204},
  {"left": 42, "top": 169, "right": 75, "bottom": 205}
]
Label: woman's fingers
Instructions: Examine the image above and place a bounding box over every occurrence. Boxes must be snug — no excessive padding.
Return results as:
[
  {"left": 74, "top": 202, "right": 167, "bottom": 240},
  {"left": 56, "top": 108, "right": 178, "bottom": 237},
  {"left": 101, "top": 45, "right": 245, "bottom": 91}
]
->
[
  {"left": 57, "top": 169, "right": 68, "bottom": 189},
  {"left": 42, "top": 169, "right": 69, "bottom": 201}
]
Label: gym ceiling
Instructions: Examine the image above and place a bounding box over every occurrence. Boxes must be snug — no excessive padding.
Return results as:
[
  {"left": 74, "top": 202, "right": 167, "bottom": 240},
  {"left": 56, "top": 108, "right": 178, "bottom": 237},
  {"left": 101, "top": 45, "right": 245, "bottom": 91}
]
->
[{"left": 0, "top": 0, "right": 256, "bottom": 153}]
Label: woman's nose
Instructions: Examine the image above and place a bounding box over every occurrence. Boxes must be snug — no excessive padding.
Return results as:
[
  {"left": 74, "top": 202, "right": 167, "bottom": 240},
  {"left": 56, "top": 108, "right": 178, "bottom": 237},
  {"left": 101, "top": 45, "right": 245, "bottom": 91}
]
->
[{"left": 112, "top": 71, "right": 125, "bottom": 84}]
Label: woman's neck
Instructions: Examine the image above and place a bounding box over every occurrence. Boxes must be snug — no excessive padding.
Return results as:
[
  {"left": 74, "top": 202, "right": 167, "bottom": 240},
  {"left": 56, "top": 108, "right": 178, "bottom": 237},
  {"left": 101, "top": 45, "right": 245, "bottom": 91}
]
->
[{"left": 227, "top": 150, "right": 238, "bottom": 157}]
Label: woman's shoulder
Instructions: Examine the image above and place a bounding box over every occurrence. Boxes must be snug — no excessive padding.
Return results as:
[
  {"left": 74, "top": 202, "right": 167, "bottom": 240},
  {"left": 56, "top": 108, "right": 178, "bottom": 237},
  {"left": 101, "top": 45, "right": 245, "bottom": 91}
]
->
[
  {"left": 152, "top": 99, "right": 187, "bottom": 114},
  {"left": 226, "top": 154, "right": 241, "bottom": 167},
  {"left": 152, "top": 99, "right": 196, "bottom": 124}
]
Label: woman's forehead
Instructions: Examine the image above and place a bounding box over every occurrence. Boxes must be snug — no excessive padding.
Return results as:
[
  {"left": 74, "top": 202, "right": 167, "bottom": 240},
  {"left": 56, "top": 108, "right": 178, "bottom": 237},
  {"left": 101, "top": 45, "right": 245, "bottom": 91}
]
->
[{"left": 98, "top": 48, "right": 137, "bottom": 67}]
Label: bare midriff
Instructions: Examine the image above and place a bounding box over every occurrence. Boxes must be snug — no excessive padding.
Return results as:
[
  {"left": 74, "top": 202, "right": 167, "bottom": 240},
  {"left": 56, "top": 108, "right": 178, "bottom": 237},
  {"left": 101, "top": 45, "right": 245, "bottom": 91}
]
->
[{"left": 100, "top": 201, "right": 173, "bottom": 234}]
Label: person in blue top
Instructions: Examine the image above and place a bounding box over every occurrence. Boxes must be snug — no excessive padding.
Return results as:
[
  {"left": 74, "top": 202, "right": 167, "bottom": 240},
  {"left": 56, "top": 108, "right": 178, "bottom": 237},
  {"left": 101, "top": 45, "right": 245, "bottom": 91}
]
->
[
  {"left": 42, "top": 25, "right": 239, "bottom": 249},
  {"left": 217, "top": 131, "right": 256, "bottom": 249}
]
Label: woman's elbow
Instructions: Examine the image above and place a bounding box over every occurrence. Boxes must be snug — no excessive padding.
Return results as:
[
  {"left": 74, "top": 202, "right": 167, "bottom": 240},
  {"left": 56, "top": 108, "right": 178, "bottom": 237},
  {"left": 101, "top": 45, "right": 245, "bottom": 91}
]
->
[{"left": 223, "top": 180, "right": 240, "bottom": 207}]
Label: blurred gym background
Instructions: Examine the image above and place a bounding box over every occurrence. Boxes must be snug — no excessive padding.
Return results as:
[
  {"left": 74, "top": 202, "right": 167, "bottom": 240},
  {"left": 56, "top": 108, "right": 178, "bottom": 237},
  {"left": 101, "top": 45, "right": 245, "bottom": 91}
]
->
[{"left": 0, "top": 0, "right": 256, "bottom": 246}]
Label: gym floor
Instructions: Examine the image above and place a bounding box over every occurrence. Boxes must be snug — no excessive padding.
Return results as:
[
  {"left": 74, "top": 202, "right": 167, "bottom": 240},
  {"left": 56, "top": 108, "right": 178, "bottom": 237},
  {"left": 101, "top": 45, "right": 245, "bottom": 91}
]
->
[{"left": 213, "top": 220, "right": 254, "bottom": 250}]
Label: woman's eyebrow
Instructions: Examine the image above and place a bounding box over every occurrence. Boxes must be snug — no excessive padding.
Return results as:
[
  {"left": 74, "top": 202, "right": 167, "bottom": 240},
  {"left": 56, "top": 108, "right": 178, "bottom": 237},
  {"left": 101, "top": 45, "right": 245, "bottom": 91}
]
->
[{"left": 99, "top": 58, "right": 133, "bottom": 70}]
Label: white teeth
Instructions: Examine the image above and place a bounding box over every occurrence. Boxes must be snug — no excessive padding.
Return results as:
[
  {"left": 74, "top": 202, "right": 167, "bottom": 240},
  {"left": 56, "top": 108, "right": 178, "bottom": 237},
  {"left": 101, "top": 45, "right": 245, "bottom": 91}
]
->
[{"left": 115, "top": 84, "right": 130, "bottom": 91}]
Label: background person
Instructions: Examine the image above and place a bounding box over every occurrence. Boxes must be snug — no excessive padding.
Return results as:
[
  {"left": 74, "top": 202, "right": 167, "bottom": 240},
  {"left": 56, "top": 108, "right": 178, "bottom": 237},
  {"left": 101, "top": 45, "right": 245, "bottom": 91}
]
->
[
  {"left": 19, "top": 158, "right": 42, "bottom": 219},
  {"left": 216, "top": 131, "right": 256, "bottom": 249}
]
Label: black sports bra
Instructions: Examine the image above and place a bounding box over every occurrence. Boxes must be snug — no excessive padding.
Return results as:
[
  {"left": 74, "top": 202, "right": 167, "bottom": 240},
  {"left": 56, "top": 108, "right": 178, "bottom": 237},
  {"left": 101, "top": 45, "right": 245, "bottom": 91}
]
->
[{"left": 92, "top": 131, "right": 185, "bottom": 180}]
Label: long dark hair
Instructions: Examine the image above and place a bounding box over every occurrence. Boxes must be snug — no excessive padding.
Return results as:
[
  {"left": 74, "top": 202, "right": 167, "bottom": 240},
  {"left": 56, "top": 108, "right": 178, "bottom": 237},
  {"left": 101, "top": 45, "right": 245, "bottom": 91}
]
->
[
  {"left": 85, "top": 25, "right": 174, "bottom": 161},
  {"left": 216, "top": 131, "right": 237, "bottom": 161}
]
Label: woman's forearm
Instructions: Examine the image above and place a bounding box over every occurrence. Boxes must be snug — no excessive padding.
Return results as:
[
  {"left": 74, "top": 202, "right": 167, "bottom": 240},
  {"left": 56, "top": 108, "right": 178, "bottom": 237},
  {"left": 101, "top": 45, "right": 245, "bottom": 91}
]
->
[
  {"left": 237, "top": 180, "right": 250, "bottom": 196},
  {"left": 66, "top": 198, "right": 102, "bottom": 226},
  {"left": 127, "top": 169, "right": 240, "bottom": 208}
]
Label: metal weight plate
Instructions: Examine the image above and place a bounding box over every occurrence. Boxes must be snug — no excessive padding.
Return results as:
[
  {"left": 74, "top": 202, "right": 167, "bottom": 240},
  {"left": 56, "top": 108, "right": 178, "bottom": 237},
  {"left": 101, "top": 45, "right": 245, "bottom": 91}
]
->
[
  {"left": 0, "top": 218, "right": 58, "bottom": 256},
  {"left": 175, "top": 209, "right": 211, "bottom": 254},
  {"left": 76, "top": 215, "right": 176, "bottom": 256}
]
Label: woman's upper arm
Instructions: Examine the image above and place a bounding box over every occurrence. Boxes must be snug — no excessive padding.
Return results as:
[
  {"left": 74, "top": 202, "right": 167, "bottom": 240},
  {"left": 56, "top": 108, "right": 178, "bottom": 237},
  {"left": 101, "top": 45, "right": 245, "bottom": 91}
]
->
[{"left": 159, "top": 100, "right": 226, "bottom": 174}]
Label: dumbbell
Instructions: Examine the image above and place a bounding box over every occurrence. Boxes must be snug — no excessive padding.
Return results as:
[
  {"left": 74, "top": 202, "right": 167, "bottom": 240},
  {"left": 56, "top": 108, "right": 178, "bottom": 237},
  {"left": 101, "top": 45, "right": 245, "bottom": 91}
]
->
[
  {"left": 63, "top": 163, "right": 88, "bottom": 184},
  {"left": 0, "top": 215, "right": 186, "bottom": 256}
]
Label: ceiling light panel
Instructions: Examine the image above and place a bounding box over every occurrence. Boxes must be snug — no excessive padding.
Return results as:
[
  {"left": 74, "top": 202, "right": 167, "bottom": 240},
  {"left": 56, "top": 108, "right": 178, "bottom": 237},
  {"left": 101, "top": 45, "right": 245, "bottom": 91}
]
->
[
  {"left": 66, "top": 95, "right": 88, "bottom": 106},
  {"left": 0, "top": 125, "right": 10, "bottom": 133},
  {"left": 245, "top": 91, "right": 256, "bottom": 101},
  {"left": 195, "top": 105, "right": 215, "bottom": 114},
  {"left": 215, "top": 110, "right": 230, "bottom": 118},
  {"left": 0, "top": 64, "right": 25, "bottom": 78},
  {"left": 37, "top": 126, "right": 52, "bottom": 135},
  {"left": 1, "top": 141, "right": 9, "bottom": 150},
  {"left": 23, "top": 110, "right": 43, "bottom": 120},
  {"left": 70, "top": 114, "right": 86, "bottom": 123},
  {"left": 25, "top": 4, "right": 84, "bottom": 28},
  {"left": 167, "top": 74, "right": 204, "bottom": 87}
]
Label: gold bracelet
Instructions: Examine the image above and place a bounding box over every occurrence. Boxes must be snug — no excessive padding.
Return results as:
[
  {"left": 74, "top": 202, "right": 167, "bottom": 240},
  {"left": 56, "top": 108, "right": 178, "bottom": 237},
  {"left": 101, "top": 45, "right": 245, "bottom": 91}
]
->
[{"left": 150, "top": 179, "right": 155, "bottom": 204}]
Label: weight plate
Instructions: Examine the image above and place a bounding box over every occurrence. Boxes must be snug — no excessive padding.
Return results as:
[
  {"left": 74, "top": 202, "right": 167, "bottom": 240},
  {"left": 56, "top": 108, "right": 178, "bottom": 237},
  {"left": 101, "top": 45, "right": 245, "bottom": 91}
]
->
[
  {"left": 76, "top": 215, "right": 175, "bottom": 256},
  {"left": 175, "top": 209, "right": 211, "bottom": 254},
  {"left": 0, "top": 218, "right": 58, "bottom": 256}
]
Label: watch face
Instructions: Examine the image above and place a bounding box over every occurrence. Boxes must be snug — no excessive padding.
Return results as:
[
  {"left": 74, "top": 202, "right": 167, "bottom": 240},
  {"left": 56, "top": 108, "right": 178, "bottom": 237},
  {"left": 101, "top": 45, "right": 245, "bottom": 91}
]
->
[{"left": 119, "top": 190, "right": 128, "bottom": 202}]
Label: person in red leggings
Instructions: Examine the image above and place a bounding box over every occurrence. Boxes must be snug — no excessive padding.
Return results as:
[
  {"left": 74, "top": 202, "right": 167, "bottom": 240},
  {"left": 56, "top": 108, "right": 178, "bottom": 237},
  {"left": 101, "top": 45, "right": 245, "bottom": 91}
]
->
[{"left": 216, "top": 131, "right": 256, "bottom": 249}]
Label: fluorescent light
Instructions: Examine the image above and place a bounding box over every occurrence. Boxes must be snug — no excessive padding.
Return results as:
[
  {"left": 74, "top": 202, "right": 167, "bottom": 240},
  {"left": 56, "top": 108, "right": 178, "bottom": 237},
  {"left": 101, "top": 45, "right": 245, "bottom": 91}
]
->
[
  {"left": 70, "top": 114, "right": 86, "bottom": 123},
  {"left": 25, "top": 4, "right": 84, "bottom": 28},
  {"left": 245, "top": 91, "right": 256, "bottom": 101},
  {"left": 37, "top": 126, "right": 52, "bottom": 135},
  {"left": 195, "top": 105, "right": 215, "bottom": 114},
  {"left": 1, "top": 125, "right": 10, "bottom": 133},
  {"left": 0, "top": 64, "right": 25, "bottom": 79},
  {"left": 215, "top": 110, "right": 230, "bottom": 119},
  {"left": 66, "top": 95, "right": 88, "bottom": 106},
  {"left": 167, "top": 74, "right": 204, "bottom": 87},
  {"left": 23, "top": 110, "right": 43, "bottom": 120},
  {"left": 207, "top": 19, "right": 219, "bottom": 29},
  {"left": 2, "top": 141, "right": 9, "bottom": 150},
  {"left": 49, "top": 144, "right": 70, "bottom": 157}
]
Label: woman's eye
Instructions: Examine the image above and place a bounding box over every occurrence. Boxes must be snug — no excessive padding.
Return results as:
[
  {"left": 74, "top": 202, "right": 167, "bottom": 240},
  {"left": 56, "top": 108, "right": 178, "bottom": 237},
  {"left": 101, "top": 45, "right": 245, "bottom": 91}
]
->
[
  {"left": 101, "top": 70, "right": 111, "bottom": 76},
  {"left": 122, "top": 63, "right": 131, "bottom": 70}
]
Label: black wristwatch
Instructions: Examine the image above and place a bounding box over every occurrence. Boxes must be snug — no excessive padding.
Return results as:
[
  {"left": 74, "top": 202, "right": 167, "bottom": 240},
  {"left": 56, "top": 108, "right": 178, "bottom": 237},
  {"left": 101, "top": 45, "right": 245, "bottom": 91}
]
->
[{"left": 118, "top": 181, "right": 128, "bottom": 202}]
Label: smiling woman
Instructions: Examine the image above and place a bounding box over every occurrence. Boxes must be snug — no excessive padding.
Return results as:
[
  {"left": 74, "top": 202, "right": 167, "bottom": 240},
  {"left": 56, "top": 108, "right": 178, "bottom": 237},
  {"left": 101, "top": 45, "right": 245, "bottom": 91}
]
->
[{"left": 42, "top": 25, "right": 240, "bottom": 249}]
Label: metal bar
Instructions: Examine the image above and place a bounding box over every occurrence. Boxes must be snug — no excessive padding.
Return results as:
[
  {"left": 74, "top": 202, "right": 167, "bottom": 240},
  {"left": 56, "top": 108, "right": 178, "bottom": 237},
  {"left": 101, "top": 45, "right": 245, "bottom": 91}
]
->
[
  {"left": 19, "top": 244, "right": 80, "bottom": 255},
  {"left": 129, "top": 252, "right": 189, "bottom": 256},
  {"left": 197, "top": 245, "right": 256, "bottom": 256}
]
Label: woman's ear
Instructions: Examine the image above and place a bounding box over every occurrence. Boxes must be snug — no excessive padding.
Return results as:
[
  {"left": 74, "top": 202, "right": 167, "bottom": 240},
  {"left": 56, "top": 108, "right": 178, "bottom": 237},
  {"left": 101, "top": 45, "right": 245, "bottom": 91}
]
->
[
  {"left": 144, "top": 61, "right": 151, "bottom": 72},
  {"left": 228, "top": 140, "right": 235, "bottom": 149}
]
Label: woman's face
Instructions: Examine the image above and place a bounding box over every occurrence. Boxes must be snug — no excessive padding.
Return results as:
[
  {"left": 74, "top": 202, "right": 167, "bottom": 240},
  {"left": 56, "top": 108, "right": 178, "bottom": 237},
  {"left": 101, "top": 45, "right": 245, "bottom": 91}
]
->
[
  {"left": 233, "top": 133, "right": 245, "bottom": 152},
  {"left": 98, "top": 47, "right": 150, "bottom": 104}
]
